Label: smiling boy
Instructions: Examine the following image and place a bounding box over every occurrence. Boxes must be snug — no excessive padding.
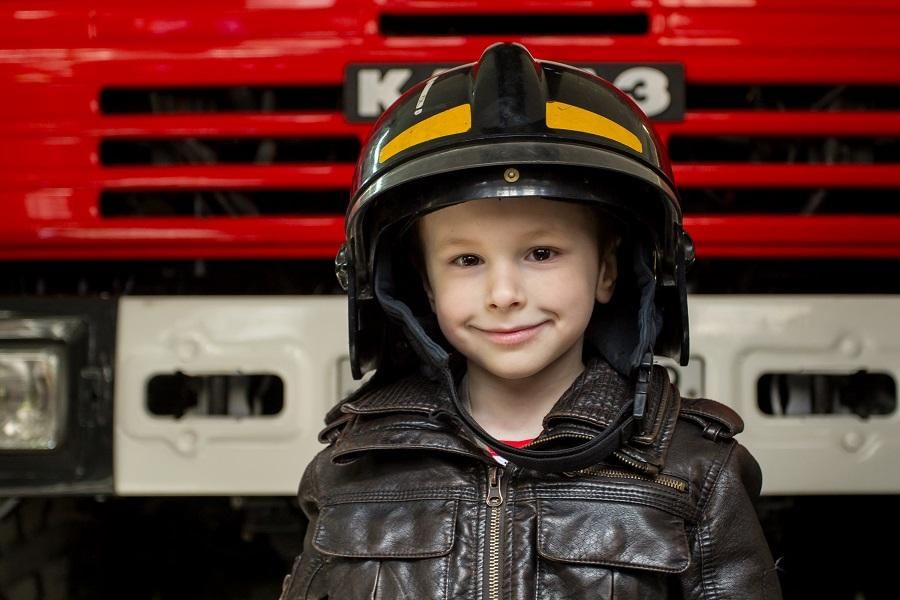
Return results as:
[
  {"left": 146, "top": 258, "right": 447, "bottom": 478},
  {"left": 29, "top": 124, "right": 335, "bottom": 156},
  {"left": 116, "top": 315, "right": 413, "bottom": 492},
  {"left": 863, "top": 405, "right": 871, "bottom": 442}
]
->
[
  {"left": 418, "top": 197, "right": 617, "bottom": 442},
  {"left": 279, "top": 43, "right": 782, "bottom": 599}
]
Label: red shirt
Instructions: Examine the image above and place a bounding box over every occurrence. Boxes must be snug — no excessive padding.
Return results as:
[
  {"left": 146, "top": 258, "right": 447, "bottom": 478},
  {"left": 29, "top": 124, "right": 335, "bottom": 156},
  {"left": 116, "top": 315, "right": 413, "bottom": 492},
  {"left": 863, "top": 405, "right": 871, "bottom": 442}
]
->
[{"left": 487, "top": 438, "right": 534, "bottom": 463}]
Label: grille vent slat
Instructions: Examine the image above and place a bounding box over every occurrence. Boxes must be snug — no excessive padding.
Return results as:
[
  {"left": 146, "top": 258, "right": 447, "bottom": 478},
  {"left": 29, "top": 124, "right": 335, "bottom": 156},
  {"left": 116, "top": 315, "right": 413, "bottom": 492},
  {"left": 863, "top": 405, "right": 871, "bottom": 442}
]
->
[
  {"left": 688, "top": 259, "right": 900, "bottom": 294},
  {"left": 379, "top": 14, "right": 649, "bottom": 36},
  {"left": 674, "top": 164, "right": 900, "bottom": 188},
  {"left": 686, "top": 84, "right": 900, "bottom": 111},
  {"left": 0, "top": 260, "right": 341, "bottom": 296},
  {"left": 99, "top": 190, "right": 348, "bottom": 218},
  {"left": 100, "top": 138, "right": 361, "bottom": 166},
  {"left": 669, "top": 136, "right": 900, "bottom": 164},
  {"left": 680, "top": 188, "right": 899, "bottom": 215},
  {"left": 100, "top": 86, "right": 343, "bottom": 115}
]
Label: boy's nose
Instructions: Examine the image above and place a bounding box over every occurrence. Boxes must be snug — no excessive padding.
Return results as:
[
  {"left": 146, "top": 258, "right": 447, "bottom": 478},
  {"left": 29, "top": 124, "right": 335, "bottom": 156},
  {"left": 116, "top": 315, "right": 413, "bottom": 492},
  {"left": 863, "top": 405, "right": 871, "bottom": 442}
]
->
[{"left": 486, "top": 264, "right": 525, "bottom": 311}]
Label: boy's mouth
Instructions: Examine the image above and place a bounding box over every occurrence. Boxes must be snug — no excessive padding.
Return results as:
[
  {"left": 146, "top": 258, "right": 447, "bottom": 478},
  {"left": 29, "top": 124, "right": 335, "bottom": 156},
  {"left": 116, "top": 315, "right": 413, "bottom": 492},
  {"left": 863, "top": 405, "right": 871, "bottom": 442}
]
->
[{"left": 475, "top": 322, "right": 547, "bottom": 345}]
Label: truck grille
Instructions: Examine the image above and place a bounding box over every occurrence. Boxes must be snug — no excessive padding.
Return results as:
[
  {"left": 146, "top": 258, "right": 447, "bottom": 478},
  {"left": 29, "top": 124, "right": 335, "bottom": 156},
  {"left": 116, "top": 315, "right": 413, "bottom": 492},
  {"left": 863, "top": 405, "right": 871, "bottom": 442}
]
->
[{"left": 2, "top": 1, "right": 899, "bottom": 276}]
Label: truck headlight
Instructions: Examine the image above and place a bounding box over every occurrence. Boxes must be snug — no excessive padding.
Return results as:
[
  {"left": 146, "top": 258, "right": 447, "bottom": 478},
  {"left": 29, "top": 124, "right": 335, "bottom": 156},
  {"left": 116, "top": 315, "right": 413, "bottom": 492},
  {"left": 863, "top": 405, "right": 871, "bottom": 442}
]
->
[{"left": 0, "top": 347, "right": 66, "bottom": 450}]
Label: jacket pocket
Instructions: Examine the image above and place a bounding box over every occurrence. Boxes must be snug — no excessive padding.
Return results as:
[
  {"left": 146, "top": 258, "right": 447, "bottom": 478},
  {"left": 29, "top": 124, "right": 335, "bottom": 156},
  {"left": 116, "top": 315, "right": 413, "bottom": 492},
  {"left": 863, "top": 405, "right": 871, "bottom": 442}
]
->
[
  {"left": 279, "top": 554, "right": 326, "bottom": 600},
  {"left": 310, "top": 498, "right": 458, "bottom": 600},
  {"left": 536, "top": 499, "right": 690, "bottom": 599}
]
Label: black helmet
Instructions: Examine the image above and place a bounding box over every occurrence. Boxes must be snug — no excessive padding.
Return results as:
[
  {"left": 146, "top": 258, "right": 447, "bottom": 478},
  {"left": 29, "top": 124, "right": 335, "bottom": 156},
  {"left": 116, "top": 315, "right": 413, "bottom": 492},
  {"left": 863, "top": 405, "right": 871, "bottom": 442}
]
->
[{"left": 338, "top": 42, "right": 691, "bottom": 385}]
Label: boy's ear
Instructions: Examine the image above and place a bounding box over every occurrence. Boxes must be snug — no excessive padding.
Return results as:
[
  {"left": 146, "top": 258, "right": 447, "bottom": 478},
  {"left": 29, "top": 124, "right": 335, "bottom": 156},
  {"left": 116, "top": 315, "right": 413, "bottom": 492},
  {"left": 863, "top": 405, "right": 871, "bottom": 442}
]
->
[
  {"left": 595, "top": 239, "right": 619, "bottom": 304},
  {"left": 421, "top": 272, "right": 436, "bottom": 312}
]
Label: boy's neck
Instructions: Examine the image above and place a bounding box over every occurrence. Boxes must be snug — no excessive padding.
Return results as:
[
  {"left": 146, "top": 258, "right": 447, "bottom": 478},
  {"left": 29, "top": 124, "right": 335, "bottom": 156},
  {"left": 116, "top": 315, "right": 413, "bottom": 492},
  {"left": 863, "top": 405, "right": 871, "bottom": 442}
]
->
[{"left": 465, "top": 343, "right": 586, "bottom": 441}]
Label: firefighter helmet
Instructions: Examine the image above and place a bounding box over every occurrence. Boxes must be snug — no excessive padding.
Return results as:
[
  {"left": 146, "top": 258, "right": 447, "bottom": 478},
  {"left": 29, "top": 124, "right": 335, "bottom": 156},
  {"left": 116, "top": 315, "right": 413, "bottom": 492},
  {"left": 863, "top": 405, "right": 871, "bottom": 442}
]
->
[{"left": 337, "top": 42, "right": 691, "bottom": 381}]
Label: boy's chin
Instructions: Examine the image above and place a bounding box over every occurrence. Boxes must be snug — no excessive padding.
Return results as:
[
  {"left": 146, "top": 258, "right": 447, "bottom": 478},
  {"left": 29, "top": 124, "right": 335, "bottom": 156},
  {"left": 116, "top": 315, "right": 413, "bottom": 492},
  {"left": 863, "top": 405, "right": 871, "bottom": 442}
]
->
[
  {"left": 463, "top": 341, "right": 586, "bottom": 383},
  {"left": 467, "top": 357, "right": 553, "bottom": 382}
]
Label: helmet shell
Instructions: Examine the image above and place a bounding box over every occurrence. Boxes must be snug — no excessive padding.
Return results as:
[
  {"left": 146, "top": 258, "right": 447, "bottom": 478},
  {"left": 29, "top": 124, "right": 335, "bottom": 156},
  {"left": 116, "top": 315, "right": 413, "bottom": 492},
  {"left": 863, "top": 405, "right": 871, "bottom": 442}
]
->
[{"left": 339, "top": 42, "right": 690, "bottom": 378}]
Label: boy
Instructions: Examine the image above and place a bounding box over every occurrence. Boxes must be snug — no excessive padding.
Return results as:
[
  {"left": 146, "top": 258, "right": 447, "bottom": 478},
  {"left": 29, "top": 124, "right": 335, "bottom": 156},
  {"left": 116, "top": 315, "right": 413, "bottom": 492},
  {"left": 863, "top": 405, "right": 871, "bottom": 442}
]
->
[{"left": 279, "top": 43, "right": 782, "bottom": 599}]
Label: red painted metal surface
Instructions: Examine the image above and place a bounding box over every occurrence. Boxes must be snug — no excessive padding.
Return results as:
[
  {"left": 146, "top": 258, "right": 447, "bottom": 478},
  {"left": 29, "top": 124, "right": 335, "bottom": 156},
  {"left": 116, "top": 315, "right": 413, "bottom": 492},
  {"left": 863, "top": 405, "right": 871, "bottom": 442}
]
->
[
  {"left": 2, "top": 1, "right": 899, "bottom": 260},
  {"left": 661, "top": 112, "right": 900, "bottom": 138},
  {"left": 686, "top": 216, "right": 900, "bottom": 258},
  {"left": 674, "top": 165, "right": 900, "bottom": 189},
  {"left": 0, "top": 217, "right": 344, "bottom": 260}
]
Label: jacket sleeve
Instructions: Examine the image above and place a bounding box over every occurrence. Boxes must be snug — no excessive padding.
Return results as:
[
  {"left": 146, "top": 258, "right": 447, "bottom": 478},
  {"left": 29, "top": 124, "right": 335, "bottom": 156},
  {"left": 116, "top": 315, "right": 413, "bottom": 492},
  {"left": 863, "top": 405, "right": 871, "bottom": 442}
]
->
[
  {"left": 679, "top": 442, "right": 783, "bottom": 600},
  {"left": 278, "top": 452, "right": 327, "bottom": 600}
]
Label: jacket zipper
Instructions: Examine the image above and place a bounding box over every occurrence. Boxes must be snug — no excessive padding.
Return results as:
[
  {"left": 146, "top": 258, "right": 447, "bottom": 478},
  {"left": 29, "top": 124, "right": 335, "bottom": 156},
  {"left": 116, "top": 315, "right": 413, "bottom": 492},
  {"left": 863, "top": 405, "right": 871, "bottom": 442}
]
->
[
  {"left": 522, "top": 431, "right": 592, "bottom": 448},
  {"left": 569, "top": 466, "right": 688, "bottom": 492},
  {"left": 524, "top": 432, "right": 685, "bottom": 491},
  {"left": 612, "top": 449, "right": 654, "bottom": 473},
  {"left": 485, "top": 465, "right": 505, "bottom": 600}
]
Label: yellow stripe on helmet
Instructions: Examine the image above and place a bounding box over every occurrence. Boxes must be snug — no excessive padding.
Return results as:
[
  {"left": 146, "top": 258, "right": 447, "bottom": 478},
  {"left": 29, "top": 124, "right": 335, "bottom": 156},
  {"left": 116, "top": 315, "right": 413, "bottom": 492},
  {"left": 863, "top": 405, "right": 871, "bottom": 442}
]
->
[
  {"left": 378, "top": 104, "right": 472, "bottom": 164},
  {"left": 546, "top": 101, "right": 643, "bottom": 153}
]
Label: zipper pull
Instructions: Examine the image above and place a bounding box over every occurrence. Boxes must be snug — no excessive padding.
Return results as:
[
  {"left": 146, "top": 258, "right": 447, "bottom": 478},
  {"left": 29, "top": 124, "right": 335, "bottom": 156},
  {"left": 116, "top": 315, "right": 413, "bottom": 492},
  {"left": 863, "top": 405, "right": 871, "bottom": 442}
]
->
[{"left": 486, "top": 466, "right": 504, "bottom": 507}]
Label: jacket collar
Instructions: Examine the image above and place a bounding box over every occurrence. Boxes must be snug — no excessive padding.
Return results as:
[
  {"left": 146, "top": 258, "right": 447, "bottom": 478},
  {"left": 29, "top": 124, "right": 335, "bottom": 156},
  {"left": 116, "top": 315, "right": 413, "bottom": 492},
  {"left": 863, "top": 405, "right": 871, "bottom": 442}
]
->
[
  {"left": 536, "top": 358, "right": 679, "bottom": 472},
  {"left": 327, "top": 358, "right": 679, "bottom": 472}
]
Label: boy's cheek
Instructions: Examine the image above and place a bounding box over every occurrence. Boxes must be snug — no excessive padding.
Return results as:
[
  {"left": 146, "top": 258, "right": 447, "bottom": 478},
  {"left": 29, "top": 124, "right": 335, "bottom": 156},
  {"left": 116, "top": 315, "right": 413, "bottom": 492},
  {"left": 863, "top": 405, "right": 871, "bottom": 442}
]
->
[
  {"left": 433, "top": 297, "right": 469, "bottom": 325},
  {"left": 432, "top": 278, "right": 475, "bottom": 307},
  {"left": 433, "top": 299, "right": 478, "bottom": 345}
]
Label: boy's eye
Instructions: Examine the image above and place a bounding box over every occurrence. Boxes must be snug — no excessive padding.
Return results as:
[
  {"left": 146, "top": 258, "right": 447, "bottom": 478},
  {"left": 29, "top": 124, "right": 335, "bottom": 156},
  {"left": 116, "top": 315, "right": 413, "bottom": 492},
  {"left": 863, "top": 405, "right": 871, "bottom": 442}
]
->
[
  {"left": 452, "top": 254, "right": 482, "bottom": 267},
  {"left": 529, "top": 248, "right": 556, "bottom": 262}
]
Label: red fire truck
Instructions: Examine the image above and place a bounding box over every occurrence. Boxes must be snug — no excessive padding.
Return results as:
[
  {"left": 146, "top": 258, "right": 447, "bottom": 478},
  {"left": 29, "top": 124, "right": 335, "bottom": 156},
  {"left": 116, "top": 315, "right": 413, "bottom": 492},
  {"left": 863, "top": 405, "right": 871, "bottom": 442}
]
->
[{"left": 1, "top": 1, "right": 899, "bottom": 597}]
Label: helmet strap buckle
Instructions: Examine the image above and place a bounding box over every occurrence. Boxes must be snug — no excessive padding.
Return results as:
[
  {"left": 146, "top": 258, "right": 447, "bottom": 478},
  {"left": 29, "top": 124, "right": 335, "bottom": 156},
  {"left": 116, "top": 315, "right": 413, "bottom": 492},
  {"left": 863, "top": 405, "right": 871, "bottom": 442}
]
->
[{"left": 632, "top": 351, "right": 654, "bottom": 428}]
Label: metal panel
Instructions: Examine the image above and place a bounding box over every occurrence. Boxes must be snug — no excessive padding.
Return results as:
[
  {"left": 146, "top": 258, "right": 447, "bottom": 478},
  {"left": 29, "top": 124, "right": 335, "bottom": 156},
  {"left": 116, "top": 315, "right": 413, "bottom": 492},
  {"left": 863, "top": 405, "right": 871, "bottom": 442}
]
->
[
  {"left": 115, "top": 294, "right": 900, "bottom": 496},
  {"left": 114, "top": 296, "right": 350, "bottom": 495},
  {"left": 676, "top": 296, "right": 900, "bottom": 495}
]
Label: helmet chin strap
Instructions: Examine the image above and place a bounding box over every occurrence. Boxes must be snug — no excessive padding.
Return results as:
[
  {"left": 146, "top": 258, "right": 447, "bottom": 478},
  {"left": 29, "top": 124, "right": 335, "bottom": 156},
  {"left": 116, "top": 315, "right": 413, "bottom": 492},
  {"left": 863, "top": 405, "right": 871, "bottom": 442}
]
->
[
  {"left": 373, "top": 249, "right": 652, "bottom": 473},
  {"left": 444, "top": 368, "right": 639, "bottom": 473}
]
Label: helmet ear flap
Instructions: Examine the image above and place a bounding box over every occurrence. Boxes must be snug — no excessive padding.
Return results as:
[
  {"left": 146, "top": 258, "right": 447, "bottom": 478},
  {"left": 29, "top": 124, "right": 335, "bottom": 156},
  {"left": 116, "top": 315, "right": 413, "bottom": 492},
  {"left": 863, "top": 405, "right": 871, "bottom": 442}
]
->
[
  {"left": 676, "top": 230, "right": 693, "bottom": 366},
  {"left": 653, "top": 228, "right": 692, "bottom": 366},
  {"left": 347, "top": 263, "right": 380, "bottom": 380},
  {"left": 585, "top": 232, "right": 661, "bottom": 375}
]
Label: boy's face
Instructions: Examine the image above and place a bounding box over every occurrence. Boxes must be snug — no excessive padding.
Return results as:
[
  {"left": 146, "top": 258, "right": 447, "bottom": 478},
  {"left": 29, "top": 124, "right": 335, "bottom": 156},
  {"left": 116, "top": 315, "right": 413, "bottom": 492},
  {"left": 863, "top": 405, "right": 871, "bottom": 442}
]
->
[{"left": 418, "top": 197, "right": 617, "bottom": 382}]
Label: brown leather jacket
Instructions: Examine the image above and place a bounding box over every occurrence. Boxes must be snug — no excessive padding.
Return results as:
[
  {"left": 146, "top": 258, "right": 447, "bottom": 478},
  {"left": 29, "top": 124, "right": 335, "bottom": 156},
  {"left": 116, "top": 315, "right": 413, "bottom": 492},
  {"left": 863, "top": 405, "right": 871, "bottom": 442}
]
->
[{"left": 280, "top": 359, "right": 782, "bottom": 599}]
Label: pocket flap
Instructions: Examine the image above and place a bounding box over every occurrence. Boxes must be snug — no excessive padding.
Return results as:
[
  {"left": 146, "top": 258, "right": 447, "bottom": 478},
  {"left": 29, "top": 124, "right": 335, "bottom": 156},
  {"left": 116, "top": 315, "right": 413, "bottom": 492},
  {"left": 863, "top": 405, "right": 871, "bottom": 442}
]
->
[
  {"left": 537, "top": 500, "right": 690, "bottom": 573},
  {"left": 313, "top": 498, "right": 458, "bottom": 559}
]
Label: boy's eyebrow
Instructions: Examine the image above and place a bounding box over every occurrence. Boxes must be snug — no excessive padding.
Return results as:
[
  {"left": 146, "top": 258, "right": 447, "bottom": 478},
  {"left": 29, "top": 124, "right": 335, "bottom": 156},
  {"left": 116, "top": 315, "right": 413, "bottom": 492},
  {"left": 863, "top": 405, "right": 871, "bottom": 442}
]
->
[
  {"left": 437, "top": 232, "right": 546, "bottom": 245},
  {"left": 434, "top": 227, "right": 564, "bottom": 247},
  {"left": 521, "top": 226, "right": 561, "bottom": 238},
  {"left": 432, "top": 236, "right": 477, "bottom": 248}
]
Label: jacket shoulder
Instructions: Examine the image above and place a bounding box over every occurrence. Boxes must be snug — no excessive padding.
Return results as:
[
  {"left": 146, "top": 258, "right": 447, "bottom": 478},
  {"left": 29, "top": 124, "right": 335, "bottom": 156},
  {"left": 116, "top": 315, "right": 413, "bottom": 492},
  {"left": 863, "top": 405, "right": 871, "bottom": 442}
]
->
[
  {"left": 318, "top": 372, "right": 446, "bottom": 444},
  {"left": 677, "top": 396, "right": 744, "bottom": 441}
]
